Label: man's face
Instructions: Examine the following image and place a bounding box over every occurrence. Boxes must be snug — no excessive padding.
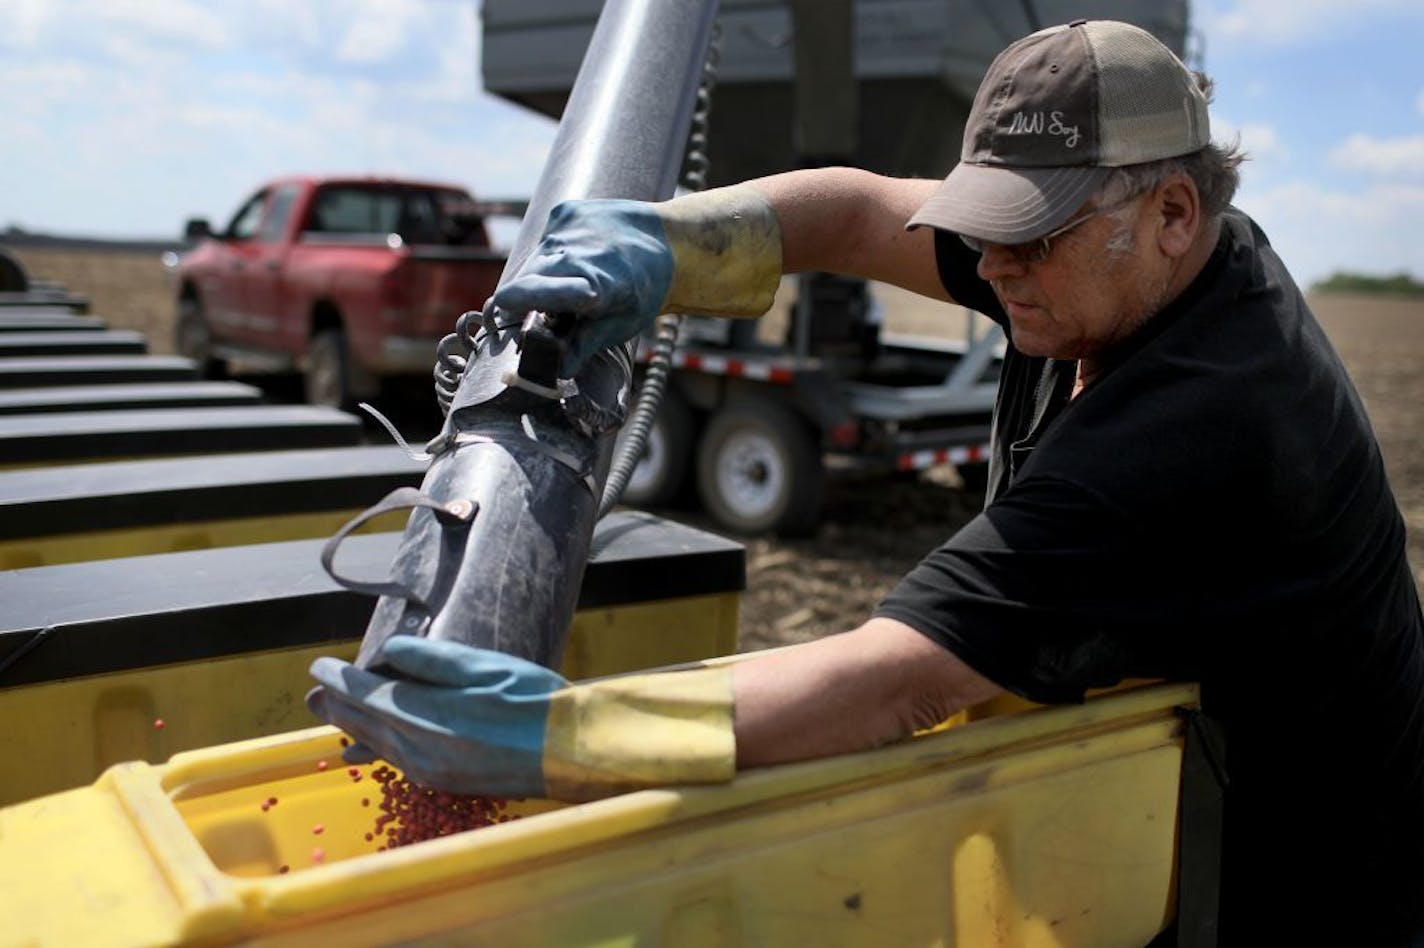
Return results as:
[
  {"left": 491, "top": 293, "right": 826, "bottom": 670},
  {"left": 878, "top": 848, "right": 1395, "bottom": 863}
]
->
[{"left": 973, "top": 190, "right": 1175, "bottom": 362}]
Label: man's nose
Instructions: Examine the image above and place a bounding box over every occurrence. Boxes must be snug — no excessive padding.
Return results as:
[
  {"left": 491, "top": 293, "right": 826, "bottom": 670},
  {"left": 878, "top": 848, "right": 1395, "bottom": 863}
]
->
[{"left": 975, "top": 243, "right": 1027, "bottom": 282}]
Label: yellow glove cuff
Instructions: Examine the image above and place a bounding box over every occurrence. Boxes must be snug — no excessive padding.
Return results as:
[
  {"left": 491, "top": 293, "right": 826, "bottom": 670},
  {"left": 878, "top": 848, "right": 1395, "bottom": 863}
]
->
[
  {"left": 658, "top": 186, "right": 783, "bottom": 319},
  {"left": 543, "top": 665, "right": 736, "bottom": 802}
]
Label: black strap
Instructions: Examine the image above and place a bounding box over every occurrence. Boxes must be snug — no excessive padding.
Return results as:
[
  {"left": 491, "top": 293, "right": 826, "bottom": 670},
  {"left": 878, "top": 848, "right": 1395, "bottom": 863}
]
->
[{"left": 319, "top": 486, "right": 476, "bottom": 606}]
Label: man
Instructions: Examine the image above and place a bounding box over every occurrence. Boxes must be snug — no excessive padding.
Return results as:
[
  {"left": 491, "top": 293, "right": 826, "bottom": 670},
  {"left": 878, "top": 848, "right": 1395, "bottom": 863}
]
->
[{"left": 310, "top": 20, "right": 1424, "bottom": 944}]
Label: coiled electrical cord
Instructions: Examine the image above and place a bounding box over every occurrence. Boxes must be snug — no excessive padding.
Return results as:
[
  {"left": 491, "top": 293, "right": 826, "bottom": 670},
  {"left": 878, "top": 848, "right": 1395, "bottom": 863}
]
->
[
  {"left": 432, "top": 309, "right": 478, "bottom": 415},
  {"left": 596, "top": 23, "right": 721, "bottom": 518},
  {"left": 596, "top": 311, "right": 681, "bottom": 518}
]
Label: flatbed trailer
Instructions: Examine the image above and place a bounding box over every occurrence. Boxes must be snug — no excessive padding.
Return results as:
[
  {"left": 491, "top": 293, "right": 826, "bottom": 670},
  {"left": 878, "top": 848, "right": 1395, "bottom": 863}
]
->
[{"left": 622, "top": 308, "right": 1002, "bottom": 534}]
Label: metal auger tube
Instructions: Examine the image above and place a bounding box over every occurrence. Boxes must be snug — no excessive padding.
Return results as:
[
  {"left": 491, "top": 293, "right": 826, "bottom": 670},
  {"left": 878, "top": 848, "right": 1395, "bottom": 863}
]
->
[{"left": 351, "top": 0, "right": 722, "bottom": 671}]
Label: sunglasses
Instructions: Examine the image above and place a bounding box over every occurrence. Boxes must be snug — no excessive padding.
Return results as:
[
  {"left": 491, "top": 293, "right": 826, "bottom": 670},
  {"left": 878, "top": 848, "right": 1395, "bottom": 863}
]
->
[{"left": 959, "top": 195, "right": 1137, "bottom": 265}]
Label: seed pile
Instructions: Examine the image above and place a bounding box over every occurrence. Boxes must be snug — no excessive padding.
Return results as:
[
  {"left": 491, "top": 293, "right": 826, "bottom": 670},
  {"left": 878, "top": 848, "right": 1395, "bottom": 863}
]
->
[
  {"left": 367, "top": 764, "right": 516, "bottom": 849},
  {"left": 257, "top": 745, "right": 522, "bottom": 872}
]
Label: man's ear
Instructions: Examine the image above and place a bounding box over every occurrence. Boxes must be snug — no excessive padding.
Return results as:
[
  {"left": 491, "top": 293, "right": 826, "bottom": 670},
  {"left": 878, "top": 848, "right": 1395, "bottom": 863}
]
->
[{"left": 1156, "top": 175, "right": 1201, "bottom": 259}]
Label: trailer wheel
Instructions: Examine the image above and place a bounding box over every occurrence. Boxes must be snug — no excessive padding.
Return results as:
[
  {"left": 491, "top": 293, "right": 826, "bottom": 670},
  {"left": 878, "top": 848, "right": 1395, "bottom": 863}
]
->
[
  {"left": 174, "top": 295, "right": 227, "bottom": 378},
  {"left": 617, "top": 386, "right": 696, "bottom": 507},
  {"left": 696, "top": 398, "right": 824, "bottom": 536}
]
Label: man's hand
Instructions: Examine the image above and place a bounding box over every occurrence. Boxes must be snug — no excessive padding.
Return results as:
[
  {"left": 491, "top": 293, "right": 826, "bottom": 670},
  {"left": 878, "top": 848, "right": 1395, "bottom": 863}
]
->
[
  {"left": 307, "top": 636, "right": 735, "bottom": 802},
  {"left": 492, "top": 200, "right": 675, "bottom": 375},
  {"left": 308, "top": 636, "right": 568, "bottom": 798},
  {"left": 492, "top": 186, "right": 782, "bottom": 375}
]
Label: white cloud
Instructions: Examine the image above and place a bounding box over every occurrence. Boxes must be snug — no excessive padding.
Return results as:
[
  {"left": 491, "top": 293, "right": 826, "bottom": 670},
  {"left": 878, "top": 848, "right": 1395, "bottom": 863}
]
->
[
  {"left": 1236, "top": 179, "right": 1424, "bottom": 284},
  {"left": 432, "top": 5, "right": 481, "bottom": 97},
  {"left": 0, "top": 0, "right": 52, "bottom": 46},
  {"left": 1237, "top": 123, "right": 1283, "bottom": 161},
  {"left": 100, "top": 30, "right": 195, "bottom": 70},
  {"left": 0, "top": 61, "right": 92, "bottom": 110},
  {"left": 0, "top": 0, "right": 555, "bottom": 238},
  {"left": 97, "top": 0, "right": 229, "bottom": 48},
  {"left": 173, "top": 102, "right": 280, "bottom": 132},
  {"left": 1214, "top": 117, "right": 1285, "bottom": 162},
  {"left": 336, "top": 0, "right": 425, "bottom": 64},
  {"left": 1201, "top": 0, "right": 1421, "bottom": 44},
  {"left": 1327, "top": 135, "right": 1424, "bottom": 180},
  {"left": 250, "top": 0, "right": 323, "bottom": 48}
]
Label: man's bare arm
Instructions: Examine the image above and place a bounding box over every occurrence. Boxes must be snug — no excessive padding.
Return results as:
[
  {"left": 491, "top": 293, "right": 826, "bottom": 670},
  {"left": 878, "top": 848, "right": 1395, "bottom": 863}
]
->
[
  {"left": 745, "top": 168, "right": 954, "bottom": 304},
  {"left": 732, "top": 617, "right": 1003, "bottom": 768}
]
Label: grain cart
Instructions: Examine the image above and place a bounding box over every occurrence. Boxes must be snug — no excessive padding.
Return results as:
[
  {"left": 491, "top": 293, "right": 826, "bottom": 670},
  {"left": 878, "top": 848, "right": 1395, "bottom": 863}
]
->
[{"left": 481, "top": 0, "right": 1190, "bottom": 534}]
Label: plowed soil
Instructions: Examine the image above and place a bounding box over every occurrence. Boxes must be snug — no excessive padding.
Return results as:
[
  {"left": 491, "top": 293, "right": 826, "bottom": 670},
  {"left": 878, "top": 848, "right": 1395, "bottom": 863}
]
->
[{"left": 8, "top": 246, "right": 1422, "bottom": 651}]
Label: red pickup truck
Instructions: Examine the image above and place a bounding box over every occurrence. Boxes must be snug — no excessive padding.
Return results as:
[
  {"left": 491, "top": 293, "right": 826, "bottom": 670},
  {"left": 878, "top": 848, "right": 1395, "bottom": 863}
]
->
[{"left": 174, "top": 176, "right": 511, "bottom": 409}]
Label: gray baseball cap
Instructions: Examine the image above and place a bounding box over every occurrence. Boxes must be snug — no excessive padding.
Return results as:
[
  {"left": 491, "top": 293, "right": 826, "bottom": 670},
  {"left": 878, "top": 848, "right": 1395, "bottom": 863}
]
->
[{"left": 908, "top": 19, "right": 1211, "bottom": 244}]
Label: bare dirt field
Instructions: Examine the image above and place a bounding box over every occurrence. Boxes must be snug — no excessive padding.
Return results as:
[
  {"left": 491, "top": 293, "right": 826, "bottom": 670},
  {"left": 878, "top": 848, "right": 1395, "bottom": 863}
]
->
[{"left": 8, "top": 246, "right": 1422, "bottom": 652}]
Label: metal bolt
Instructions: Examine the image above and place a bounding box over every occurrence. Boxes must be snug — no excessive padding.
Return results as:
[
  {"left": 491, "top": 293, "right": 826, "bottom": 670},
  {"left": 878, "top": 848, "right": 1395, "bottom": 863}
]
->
[{"left": 445, "top": 498, "right": 474, "bottom": 520}]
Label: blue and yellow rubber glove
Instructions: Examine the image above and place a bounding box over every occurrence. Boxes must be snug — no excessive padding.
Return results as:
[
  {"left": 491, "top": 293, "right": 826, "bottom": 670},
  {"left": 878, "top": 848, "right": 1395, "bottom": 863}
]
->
[
  {"left": 492, "top": 185, "right": 783, "bottom": 374},
  {"left": 307, "top": 636, "right": 735, "bottom": 802}
]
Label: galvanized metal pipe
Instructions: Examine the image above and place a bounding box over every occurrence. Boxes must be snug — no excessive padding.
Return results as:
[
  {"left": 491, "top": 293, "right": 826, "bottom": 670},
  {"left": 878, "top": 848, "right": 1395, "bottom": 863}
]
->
[
  {"left": 498, "top": 0, "right": 722, "bottom": 284},
  {"left": 354, "top": 0, "right": 722, "bottom": 671}
]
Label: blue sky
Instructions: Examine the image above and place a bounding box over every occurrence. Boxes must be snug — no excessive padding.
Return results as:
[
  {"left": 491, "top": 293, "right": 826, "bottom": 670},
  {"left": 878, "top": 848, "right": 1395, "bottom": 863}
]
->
[{"left": 1, "top": 0, "right": 1421, "bottom": 288}]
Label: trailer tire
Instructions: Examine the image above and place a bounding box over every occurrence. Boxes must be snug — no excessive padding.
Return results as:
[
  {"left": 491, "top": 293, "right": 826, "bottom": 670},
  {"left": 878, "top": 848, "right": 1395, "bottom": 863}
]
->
[
  {"left": 617, "top": 386, "right": 696, "bottom": 508},
  {"left": 697, "top": 398, "right": 824, "bottom": 536}
]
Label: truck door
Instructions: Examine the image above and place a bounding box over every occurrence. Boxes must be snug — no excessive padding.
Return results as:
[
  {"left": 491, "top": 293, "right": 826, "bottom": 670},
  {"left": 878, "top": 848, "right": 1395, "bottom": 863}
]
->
[
  {"left": 242, "top": 182, "right": 302, "bottom": 347},
  {"left": 204, "top": 188, "right": 267, "bottom": 340}
]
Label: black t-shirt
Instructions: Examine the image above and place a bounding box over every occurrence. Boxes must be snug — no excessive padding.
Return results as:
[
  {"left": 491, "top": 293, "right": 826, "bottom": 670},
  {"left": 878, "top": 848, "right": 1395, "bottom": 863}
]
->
[{"left": 875, "top": 210, "right": 1424, "bottom": 945}]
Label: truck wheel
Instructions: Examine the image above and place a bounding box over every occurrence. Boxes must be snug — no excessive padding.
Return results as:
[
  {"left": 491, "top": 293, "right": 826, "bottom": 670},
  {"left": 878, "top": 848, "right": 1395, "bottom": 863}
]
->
[
  {"left": 696, "top": 397, "right": 824, "bottom": 536},
  {"left": 174, "top": 296, "right": 227, "bottom": 378},
  {"left": 617, "top": 386, "right": 696, "bottom": 508},
  {"left": 305, "top": 328, "right": 367, "bottom": 411}
]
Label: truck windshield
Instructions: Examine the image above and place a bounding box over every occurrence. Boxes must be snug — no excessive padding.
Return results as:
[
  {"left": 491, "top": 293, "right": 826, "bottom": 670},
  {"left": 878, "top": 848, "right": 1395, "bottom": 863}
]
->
[{"left": 306, "top": 187, "right": 485, "bottom": 246}]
